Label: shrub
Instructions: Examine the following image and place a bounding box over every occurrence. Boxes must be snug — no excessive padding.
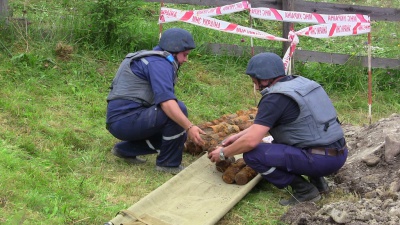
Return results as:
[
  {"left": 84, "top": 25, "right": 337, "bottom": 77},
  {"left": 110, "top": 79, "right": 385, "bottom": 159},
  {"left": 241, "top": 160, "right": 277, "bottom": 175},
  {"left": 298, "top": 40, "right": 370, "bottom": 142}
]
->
[{"left": 84, "top": 0, "right": 160, "bottom": 52}]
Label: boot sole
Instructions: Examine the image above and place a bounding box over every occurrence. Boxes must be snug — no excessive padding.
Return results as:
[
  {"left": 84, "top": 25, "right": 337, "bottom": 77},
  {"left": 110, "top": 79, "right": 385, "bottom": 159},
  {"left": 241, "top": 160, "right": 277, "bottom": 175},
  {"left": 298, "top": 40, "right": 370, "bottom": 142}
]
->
[
  {"left": 279, "top": 194, "right": 321, "bottom": 206},
  {"left": 111, "top": 148, "right": 147, "bottom": 164},
  {"left": 155, "top": 165, "right": 185, "bottom": 175},
  {"left": 309, "top": 194, "right": 321, "bottom": 203}
]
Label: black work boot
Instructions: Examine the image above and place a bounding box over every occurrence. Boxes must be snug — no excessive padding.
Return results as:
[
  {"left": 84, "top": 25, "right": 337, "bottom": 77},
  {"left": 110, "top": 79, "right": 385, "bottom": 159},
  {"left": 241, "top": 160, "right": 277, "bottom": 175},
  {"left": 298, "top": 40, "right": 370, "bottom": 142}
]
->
[
  {"left": 309, "top": 176, "right": 330, "bottom": 194},
  {"left": 279, "top": 175, "right": 321, "bottom": 206},
  {"left": 111, "top": 147, "right": 146, "bottom": 164}
]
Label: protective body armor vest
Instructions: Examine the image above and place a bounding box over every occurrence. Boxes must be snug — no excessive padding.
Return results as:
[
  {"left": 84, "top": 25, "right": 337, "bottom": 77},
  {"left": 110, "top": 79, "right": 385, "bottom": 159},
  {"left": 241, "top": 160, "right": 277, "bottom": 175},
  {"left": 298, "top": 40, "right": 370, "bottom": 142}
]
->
[
  {"left": 106, "top": 50, "right": 178, "bottom": 107},
  {"left": 266, "top": 76, "right": 344, "bottom": 148}
]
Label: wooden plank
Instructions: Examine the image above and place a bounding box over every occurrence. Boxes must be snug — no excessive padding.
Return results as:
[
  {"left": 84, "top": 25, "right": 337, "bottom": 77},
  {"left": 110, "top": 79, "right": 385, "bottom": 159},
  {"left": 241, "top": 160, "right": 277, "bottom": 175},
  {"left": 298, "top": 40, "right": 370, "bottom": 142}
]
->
[
  {"left": 239, "top": 0, "right": 282, "bottom": 8},
  {"left": 294, "top": 50, "right": 400, "bottom": 69},
  {"left": 204, "top": 43, "right": 280, "bottom": 57},
  {"left": 145, "top": 0, "right": 399, "bottom": 22},
  {"left": 145, "top": 0, "right": 282, "bottom": 8},
  {"left": 297, "top": 1, "right": 400, "bottom": 22},
  {"left": 0, "top": 0, "right": 8, "bottom": 18},
  {"left": 282, "top": 0, "right": 294, "bottom": 73},
  {"left": 282, "top": 0, "right": 294, "bottom": 54},
  {"left": 204, "top": 43, "right": 399, "bottom": 69}
]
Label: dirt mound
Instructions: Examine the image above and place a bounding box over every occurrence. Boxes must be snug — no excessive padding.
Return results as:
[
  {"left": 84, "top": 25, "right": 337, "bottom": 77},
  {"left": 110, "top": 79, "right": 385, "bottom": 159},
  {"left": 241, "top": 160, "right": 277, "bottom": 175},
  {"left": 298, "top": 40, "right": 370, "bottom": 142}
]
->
[
  {"left": 186, "top": 110, "right": 400, "bottom": 225},
  {"left": 281, "top": 113, "right": 400, "bottom": 225}
]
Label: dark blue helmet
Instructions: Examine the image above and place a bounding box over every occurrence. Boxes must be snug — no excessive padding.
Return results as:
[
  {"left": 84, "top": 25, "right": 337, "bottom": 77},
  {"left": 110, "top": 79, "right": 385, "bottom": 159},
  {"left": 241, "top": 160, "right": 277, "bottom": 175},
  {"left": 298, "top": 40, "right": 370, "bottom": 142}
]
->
[
  {"left": 246, "top": 52, "right": 285, "bottom": 79},
  {"left": 159, "top": 28, "right": 196, "bottom": 53}
]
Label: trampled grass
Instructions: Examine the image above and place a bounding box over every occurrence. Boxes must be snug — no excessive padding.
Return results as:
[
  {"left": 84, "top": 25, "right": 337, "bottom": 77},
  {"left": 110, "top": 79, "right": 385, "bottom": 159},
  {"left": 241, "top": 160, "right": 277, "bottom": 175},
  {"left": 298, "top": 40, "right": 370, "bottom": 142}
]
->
[{"left": 0, "top": 0, "right": 399, "bottom": 224}]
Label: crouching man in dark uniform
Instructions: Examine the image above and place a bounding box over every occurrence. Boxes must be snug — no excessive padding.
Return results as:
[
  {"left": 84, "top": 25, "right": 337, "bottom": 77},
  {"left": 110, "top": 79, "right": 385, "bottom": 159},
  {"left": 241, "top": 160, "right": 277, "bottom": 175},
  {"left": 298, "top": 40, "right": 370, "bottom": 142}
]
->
[
  {"left": 208, "top": 52, "right": 348, "bottom": 205},
  {"left": 106, "top": 28, "right": 205, "bottom": 174}
]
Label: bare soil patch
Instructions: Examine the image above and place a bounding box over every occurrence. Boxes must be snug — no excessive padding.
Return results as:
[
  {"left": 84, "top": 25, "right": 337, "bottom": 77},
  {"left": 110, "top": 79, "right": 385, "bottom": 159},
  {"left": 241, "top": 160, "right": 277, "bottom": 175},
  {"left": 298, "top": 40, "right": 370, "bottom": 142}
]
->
[{"left": 281, "top": 113, "right": 400, "bottom": 225}]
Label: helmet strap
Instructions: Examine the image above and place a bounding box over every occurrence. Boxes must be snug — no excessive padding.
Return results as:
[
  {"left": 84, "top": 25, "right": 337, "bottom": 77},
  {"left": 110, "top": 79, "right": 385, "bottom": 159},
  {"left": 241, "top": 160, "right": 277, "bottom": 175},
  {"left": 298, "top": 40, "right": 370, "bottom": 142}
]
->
[
  {"left": 271, "top": 76, "right": 285, "bottom": 85},
  {"left": 257, "top": 78, "right": 272, "bottom": 91},
  {"left": 258, "top": 76, "right": 285, "bottom": 94},
  {"left": 256, "top": 79, "right": 266, "bottom": 91}
]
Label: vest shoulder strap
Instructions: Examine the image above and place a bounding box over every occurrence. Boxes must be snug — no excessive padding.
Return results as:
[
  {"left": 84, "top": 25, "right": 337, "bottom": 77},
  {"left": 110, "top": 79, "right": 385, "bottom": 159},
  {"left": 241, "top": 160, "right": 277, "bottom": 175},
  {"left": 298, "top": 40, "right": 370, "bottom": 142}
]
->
[{"left": 126, "top": 50, "right": 178, "bottom": 72}]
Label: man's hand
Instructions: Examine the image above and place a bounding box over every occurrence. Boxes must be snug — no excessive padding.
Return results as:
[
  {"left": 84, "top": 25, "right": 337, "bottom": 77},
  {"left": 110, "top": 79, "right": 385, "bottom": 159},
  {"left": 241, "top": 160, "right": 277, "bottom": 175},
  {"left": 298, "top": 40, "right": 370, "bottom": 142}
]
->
[
  {"left": 208, "top": 146, "right": 223, "bottom": 163},
  {"left": 221, "top": 133, "right": 239, "bottom": 147},
  {"left": 187, "top": 125, "right": 206, "bottom": 146}
]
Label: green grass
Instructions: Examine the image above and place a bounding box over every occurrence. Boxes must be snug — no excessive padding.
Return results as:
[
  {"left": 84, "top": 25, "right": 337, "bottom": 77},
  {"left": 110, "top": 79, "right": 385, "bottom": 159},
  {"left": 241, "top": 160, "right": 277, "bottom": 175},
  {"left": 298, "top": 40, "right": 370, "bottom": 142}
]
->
[{"left": 0, "top": 0, "right": 399, "bottom": 224}]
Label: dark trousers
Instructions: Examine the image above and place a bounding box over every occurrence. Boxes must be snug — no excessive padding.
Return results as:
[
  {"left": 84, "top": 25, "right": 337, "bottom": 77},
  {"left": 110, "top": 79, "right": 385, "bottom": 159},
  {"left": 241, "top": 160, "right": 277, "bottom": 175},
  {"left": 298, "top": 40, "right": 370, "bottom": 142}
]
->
[
  {"left": 243, "top": 143, "right": 348, "bottom": 188},
  {"left": 107, "top": 101, "right": 188, "bottom": 167}
]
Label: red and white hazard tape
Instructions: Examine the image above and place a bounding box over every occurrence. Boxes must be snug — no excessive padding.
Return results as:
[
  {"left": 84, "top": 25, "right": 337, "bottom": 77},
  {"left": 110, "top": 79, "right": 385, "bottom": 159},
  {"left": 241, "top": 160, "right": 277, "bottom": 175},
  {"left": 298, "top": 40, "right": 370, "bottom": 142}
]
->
[
  {"left": 159, "top": 1, "right": 250, "bottom": 24},
  {"left": 159, "top": 5, "right": 370, "bottom": 40},
  {"left": 158, "top": 1, "right": 371, "bottom": 73},
  {"left": 295, "top": 22, "right": 371, "bottom": 38},
  {"left": 160, "top": 7, "right": 288, "bottom": 42},
  {"left": 250, "top": 7, "right": 370, "bottom": 24},
  {"left": 195, "top": 1, "right": 250, "bottom": 17}
]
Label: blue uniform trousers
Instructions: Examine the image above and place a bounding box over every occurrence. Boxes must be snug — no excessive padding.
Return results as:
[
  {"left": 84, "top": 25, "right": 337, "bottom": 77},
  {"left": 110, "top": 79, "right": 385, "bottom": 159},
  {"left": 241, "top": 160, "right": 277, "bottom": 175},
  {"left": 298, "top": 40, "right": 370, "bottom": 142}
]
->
[
  {"left": 243, "top": 143, "right": 348, "bottom": 188},
  {"left": 107, "top": 101, "right": 188, "bottom": 167}
]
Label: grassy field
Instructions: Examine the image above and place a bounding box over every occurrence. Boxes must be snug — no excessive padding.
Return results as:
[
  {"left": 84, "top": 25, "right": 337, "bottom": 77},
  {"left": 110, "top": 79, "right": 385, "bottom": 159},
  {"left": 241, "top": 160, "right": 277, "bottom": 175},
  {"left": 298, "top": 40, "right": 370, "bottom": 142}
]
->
[{"left": 0, "top": 0, "right": 399, "bottom": 224}]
